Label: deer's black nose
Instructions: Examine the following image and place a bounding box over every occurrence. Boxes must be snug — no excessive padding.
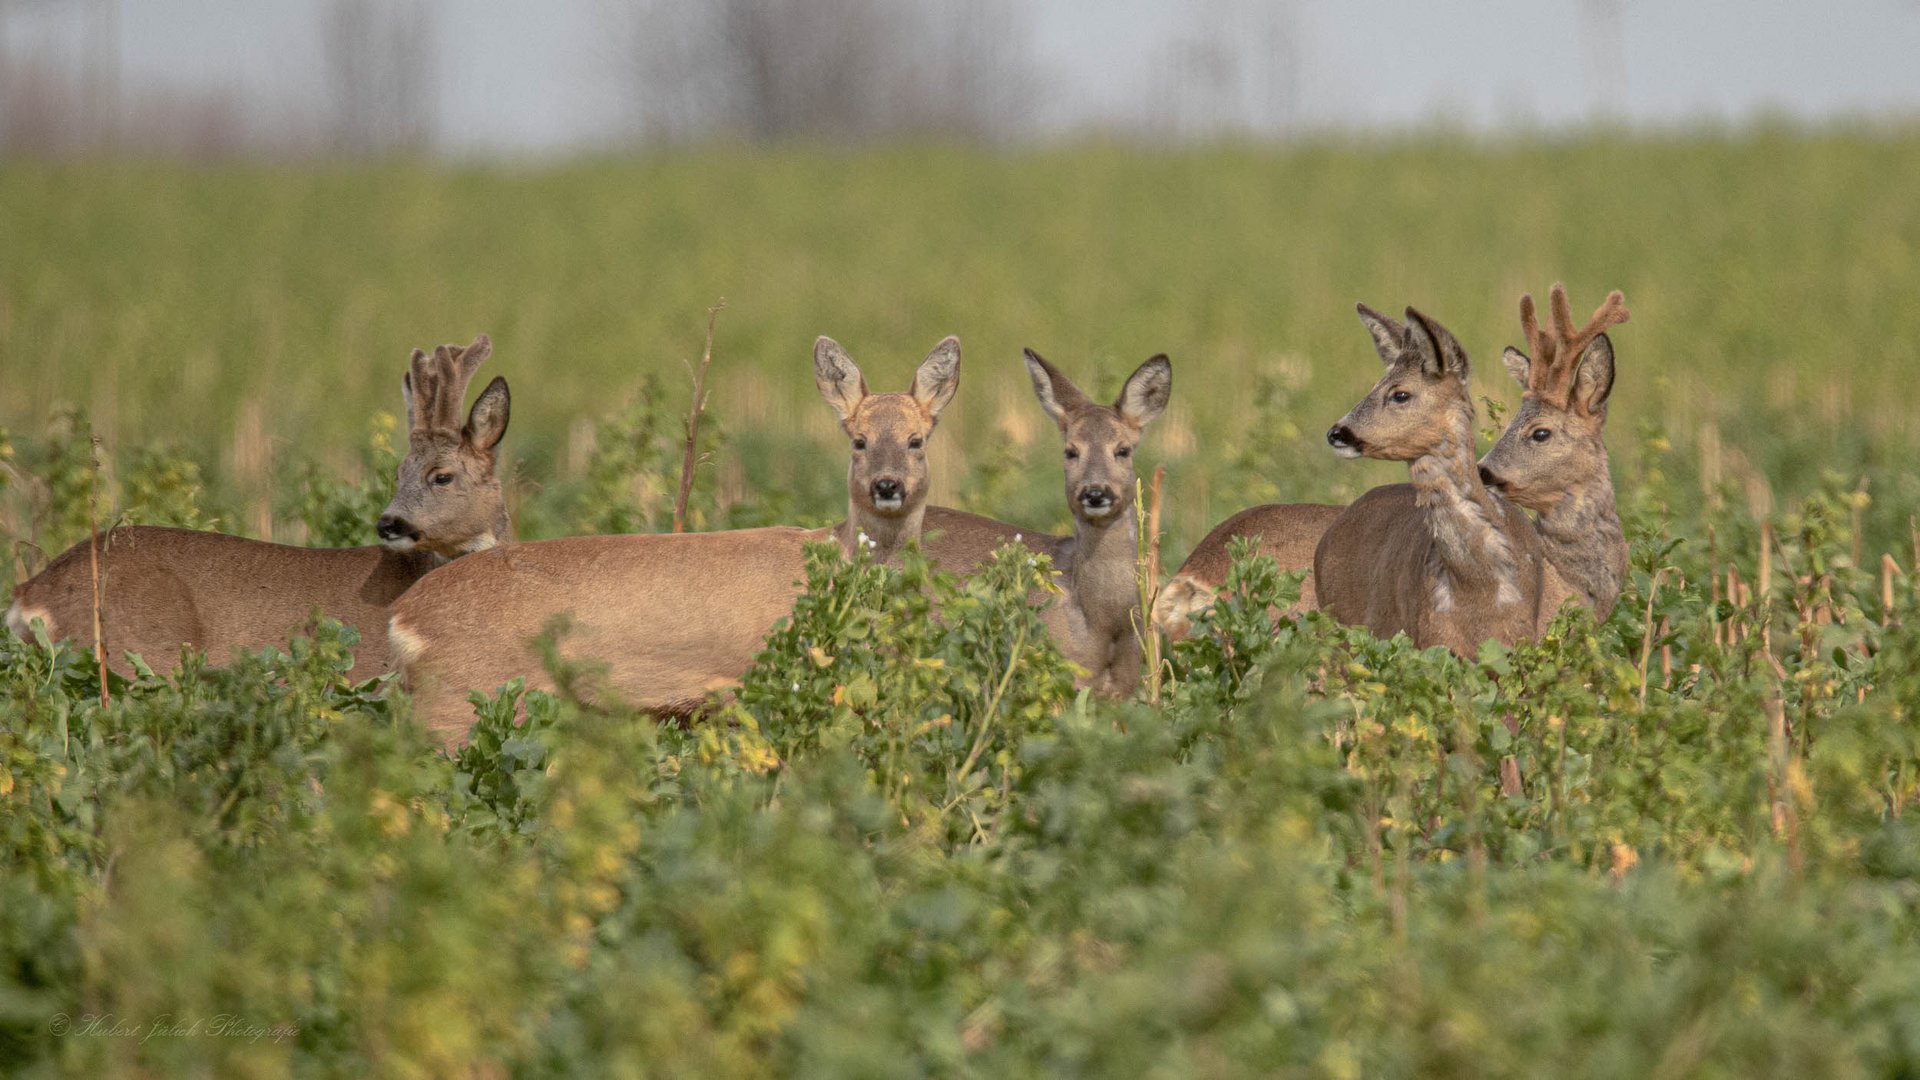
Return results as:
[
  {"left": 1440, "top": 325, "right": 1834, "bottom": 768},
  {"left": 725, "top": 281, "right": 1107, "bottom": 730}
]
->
[
  {"left": 1078, "top": 486, "right": 1115, "bottom": 511},
  {"left": 1326, "top": 425, "right": 1357, "bottom": 450},
  {"left": 377, "top": 514, "right": 420, "bottom": 542},
  {"left": 871, "top": 478, "right": 902, "bottom": 502},
  {"left": 1479, "top": 465, "right": 1501, "bottom": 487}
]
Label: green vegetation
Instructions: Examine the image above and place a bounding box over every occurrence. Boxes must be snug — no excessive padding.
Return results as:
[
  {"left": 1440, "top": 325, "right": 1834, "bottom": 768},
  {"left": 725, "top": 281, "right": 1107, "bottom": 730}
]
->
[{"left": 4, "top": 131, "right": 1920, "bottom": 1075}]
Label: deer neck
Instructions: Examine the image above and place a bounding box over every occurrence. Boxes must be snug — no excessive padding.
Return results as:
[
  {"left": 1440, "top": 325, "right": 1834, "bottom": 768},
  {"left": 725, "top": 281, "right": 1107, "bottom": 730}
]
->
[
  {"left": 1061, "top": 508, "right": 1140, "bottom": 640},
  {"left": 1407, "top": 403, "right": 1522, "bottom": 604},
  {"left": 1533, "top": 457, "right": 1627, "bottom": 614},
  {"left": 837, "top": 503, "right": 926, "bottom": 564}
]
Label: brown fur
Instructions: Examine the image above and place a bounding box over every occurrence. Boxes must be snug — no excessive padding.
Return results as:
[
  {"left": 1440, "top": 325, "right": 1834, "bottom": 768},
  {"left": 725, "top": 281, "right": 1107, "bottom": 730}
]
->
[
  {"left": 1151, "top": 503, "right": 1346, "bottom": 641},
  {"left": 1314, "top": 304, "right": 1551, "bottom": 657},
  {"left": 6, "top": 336, "right": 510, "bottom": 679},
  {"left": 388, "top": 336, "right": 966, "bottom": 745},
  {"left": 1482, "top": 283, "right": 1631, "bottom": 625}
]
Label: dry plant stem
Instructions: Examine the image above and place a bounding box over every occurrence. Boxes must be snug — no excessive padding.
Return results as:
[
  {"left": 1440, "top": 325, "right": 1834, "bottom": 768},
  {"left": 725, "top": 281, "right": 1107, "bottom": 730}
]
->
[
  {"left": 1135, "top": 465, "right": 1166, "bottom": 705},
  {"left": 673, "top": 298, "right": 727, "bottom": 534},
  {"left": 1638, "top": 568, "right": 1667, "bottom": 704},
  {"left": 87, "top": 434, "right": 107, "bottom": 706},
  {"left": 1884, "top": 554, "right": 1902, "bottom": 627}
]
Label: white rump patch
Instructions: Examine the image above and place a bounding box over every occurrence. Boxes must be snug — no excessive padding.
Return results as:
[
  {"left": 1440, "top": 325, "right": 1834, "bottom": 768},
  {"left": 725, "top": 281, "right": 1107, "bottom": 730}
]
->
[
  {"left": 5, "top": 600, "right": 53, "bottom": 642},
  {"left": 388, "top": 616, "right": 427, "bottom": 668}
]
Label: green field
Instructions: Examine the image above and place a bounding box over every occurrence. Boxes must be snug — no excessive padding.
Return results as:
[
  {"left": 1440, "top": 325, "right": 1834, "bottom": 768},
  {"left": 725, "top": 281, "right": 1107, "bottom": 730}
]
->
[
  {"left": 6, "top": 131, "right": 1920, "bottom": 1077},
  {"left": 5, "top": 130, "right": 1920, "bottom": 568}
]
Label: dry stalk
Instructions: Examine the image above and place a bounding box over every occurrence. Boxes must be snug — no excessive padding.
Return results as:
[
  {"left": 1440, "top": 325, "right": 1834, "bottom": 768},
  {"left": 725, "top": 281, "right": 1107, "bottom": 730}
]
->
[
  {"left": 86, "top": 433, "right": 108, "bottom": 706},
  {"left": 673, "top": 298, "right": 727, "bottom": 534}
]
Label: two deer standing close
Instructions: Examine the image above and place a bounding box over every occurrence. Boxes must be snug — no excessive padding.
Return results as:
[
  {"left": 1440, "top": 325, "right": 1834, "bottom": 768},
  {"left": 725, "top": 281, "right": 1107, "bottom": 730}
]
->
[{"left": 7, "top": 283, "right": 1628, "bottom": 747}]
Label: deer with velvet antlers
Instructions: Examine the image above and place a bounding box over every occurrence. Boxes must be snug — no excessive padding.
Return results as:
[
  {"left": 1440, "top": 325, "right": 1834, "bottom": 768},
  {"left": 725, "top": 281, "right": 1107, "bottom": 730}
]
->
[{"left": 6, "top": 336, "right": 511, "bottom": 679}]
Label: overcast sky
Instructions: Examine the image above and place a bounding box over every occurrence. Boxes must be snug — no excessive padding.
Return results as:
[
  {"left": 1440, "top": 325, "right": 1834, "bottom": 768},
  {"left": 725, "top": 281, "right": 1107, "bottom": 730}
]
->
[{"left": 7, "top": 0, "right": 1920, "bottom": 153}]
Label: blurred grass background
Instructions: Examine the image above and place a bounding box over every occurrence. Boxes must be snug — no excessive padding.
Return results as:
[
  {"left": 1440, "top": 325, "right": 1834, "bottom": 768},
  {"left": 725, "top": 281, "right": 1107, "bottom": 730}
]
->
[{"left": 4, "top": 127, "right": 1918, "bottom": 564}]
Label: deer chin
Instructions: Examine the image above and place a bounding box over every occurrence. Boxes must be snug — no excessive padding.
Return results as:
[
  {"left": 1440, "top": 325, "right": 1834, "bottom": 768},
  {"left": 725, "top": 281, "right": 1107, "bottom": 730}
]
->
[
  {"left": 380, "top": 535, "right": 419, "bottom": 553},
  {"left": 870, "top": 494, "right": 906, "bottom": 513},
  {"left": 1330, "top": 443, "right": 1364, "bottom": 460}
]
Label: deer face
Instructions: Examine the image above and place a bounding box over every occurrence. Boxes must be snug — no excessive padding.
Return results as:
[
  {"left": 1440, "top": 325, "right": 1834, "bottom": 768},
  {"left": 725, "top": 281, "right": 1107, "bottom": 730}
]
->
[
  {"left": 379, "top": 337, "right": 510, "bottom": 557},
  {"left": 1326, "top": 305, "right": 1473, "bottom": 463},
  {"left": 1024, "top": 350, "right": 1171, "bottom": 526},
  {"left": 1479, "top": 334, "right": 1615, "bottom": 511},
  {"left": 815, "top": 336, "right": 961, "bottom": 520}
]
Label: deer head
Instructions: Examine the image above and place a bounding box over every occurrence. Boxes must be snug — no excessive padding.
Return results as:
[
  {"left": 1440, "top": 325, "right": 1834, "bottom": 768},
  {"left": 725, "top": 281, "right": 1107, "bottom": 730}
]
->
[
  {"left": 377, "top": 334, "right": 511, "bottom": 557},
  {"left": 1478, "top": 284, "right": 1629, "bottom": 510},
  {"left": 814, "top": 335, "right": 961, "bottom": 525},
  {"left": 1023, "top": 350, "right": 1171, "bottom": 527},
  {"left": 1326, "top": 304, "right": 1474, "bottom": 462}
]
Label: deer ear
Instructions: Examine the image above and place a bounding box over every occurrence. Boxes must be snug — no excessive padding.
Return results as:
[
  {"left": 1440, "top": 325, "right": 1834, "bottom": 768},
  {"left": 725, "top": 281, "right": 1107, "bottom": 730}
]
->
[
  {"left": 911, "top": 336, "right": 962, "bottom": 422},
  {"left": 464, "top": 376, "right": 510, "bottom": 452},
  {"left": 814, "top": 336, "right": 867, "bottom": 423},
  {"left": 1571, "top": 334, "right": 1616, "bottom": 417},
  {"left": 1404, "top": 307, "right": 1469, "bottom": 380},
  {"left": 1355, "top": 303, "right": 1405, "bottom": 365},
  {"left": 1023, "top": 348, "right": 1088, "bottom": 426},
  {"left": 1115, "top": 354, "right": 1172, "bottom": 428},
  {"left": 1502, "top": 347, "right": 1532, "bottom": 389}
]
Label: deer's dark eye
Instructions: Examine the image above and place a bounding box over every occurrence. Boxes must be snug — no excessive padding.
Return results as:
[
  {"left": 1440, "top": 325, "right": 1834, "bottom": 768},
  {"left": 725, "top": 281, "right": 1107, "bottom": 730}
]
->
[
  {"left": 907, "top": 436, "right": 923, "bottom": 450},
  {"left": 431, "top": 471, "right": 456, "bottom": 486},
  {"left": 1064, "top": 447, "right": 1080, "bottom": 461},
  {"left": 1389, "top": 390, "right": 1413, "bottom": 404},
  {"left": 1115, "top": 446, "right": 1131, "bottom": 459},
  {"left": 1530, "top": 428, "right": 1553, "bottom": 443},
  {"left": 852, "top": 437, "right": 868, "bottom": 451}
]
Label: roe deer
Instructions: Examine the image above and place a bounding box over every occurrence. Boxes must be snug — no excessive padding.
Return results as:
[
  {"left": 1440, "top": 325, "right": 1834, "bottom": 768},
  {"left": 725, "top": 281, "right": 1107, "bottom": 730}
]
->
[
  {"left": 5, "top": 335, "right": 510, "bottom": 680},
  {"left": 1150, "top": 504, "right": 1344, "bottom": 642},
  {"left": 1313, "top": 305, "right": 1551, "bottom": 657},
  {"left": 1477, "top": 284, "right": 1631, "bottom": 626},
  {"left": 386, "top": 336, "right": 963, "bottom": 745},
  {"left": 919, "top": 349, "right": 1172, "bottom": 697}
]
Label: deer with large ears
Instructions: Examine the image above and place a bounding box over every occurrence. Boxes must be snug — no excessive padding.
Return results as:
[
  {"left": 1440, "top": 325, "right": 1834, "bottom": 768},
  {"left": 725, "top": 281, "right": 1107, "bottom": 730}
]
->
[
  {"left": 1313, "top": 305, "right": 1553, "bottom": 656},
  {"left": 1478, "top": 284, "right": 1631, "bottom": 626},
  {"left": 919, "top": 349, "right": 1172, "bottom": 697},
  {"left": 387, "top": 336, "right": 965, "bottom": 745},
  {"left": 5, "top": 335, "right": 511, "bottom": 680}
]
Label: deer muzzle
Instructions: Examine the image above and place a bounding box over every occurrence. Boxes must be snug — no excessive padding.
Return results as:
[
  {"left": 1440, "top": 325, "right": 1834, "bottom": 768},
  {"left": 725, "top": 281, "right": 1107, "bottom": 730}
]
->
[{"left": 1326, "top": 424, "right": 1364, "bottom": 459}]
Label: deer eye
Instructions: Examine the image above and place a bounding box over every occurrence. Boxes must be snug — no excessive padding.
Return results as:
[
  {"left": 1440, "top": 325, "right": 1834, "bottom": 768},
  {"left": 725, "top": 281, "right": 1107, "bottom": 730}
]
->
[
  {"left": 1530, "top": 428, "right": 1553, "bottom": 443},
  {"left": 1064, "top": 447, "right": 1080, "bottom": 461},
  {"left": 852, "top": 437, "right": 868, "bottom": 451},
  {"left": 1115, "top": 446, "right": 1131, "bottom": 459},
  {"left": 431, "top": 471, "right": 456, "bottom": 486},
  {"left": 1389, "top": 390, "right": 1413, "bottom": 404},
  {"left": 907, "top": 436, "right": 924, "bottom": 450}
]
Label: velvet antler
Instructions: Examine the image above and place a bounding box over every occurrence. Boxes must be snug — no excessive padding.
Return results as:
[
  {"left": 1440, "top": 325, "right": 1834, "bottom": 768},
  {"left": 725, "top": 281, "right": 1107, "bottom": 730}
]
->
[{"left": 1517, "top": 284, "right": 1628, "bottom": 402}]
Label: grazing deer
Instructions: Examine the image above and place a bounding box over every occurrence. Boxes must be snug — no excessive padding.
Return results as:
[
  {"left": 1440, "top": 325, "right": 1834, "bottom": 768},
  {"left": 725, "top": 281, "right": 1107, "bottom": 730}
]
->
[
  {"left": 920, "top": 349, "right": 1172, "bottom": 697},
  {"left": 5, "top": 336, "right": 510, "bottom": 680},
  {"left": 387, "top": 336, "right": 963, "bottom": 745},
  {"left": 1313, "top": 305, "right": 1552, "bottom": 657},
  {"left": 1478, "top": 284, "right": 1631, "bottom": 626}
]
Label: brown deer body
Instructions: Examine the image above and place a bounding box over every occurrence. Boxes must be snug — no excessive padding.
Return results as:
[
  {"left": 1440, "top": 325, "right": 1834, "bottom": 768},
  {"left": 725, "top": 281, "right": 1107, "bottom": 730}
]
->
[
  {"left": 1313, "top": 305, "right": 1551, "bottom": 657},
  {"left": 1150, "top": 502, "right": 1346, "bottom": 641},
  {"left": 5, "top": 336, "right": 510, "bottom": 680},
  {"left": 388, "top": 336, "right": 963, "bottom": 745},
  {"left": 1478, "top": 284, "right": 1631, "bottom": 627}
]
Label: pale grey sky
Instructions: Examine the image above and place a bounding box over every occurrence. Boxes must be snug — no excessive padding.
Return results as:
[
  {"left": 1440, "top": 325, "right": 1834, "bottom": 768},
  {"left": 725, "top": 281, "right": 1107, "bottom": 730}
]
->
[{"left": 6, "top": 0, "right": 1920, "bottom": 153}]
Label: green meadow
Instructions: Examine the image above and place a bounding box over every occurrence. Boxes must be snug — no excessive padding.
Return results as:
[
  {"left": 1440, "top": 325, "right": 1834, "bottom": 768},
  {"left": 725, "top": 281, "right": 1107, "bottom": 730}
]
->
[
  {"left": 5, "top": 129, "right": 1919, "bottom": 570},
  {"left": 8, "top": 131, "right": 1920, "bottom": 1076}
]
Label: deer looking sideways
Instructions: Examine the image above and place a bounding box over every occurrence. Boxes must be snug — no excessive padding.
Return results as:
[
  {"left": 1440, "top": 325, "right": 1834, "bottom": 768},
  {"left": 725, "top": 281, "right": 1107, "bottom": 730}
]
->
[
  {"left": 922, "top": 350, "right": 1173, "bottom": 697},
  {"left": 387, "top": 336, "right": 964, "bottom": 745},
  {"left": 1478, "top": 283, "right": 1631, "bottom": 624},
  {"left": 1312, "top": 305, "right": 1556, "bottom": 656},
  {"left": 6, "top": 335, "right": 511, "bottom": 680}
]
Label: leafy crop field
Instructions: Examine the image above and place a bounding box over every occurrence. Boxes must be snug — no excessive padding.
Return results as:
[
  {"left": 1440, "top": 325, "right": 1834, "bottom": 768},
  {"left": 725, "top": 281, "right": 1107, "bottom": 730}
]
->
[{"left": 5, "top": 131, "right": 1920, "bottom": 1076}]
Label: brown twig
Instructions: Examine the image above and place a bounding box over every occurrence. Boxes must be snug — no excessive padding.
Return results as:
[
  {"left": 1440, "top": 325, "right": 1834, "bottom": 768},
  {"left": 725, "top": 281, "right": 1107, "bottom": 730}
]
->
[
  {"left": 1134, "top": 465, "right": 1167, "bottom": 705},
  {"left": 87, "top": 434, "right": 108, "bottom": 706},
  {"left": 1637, "top": 568, "right": 1666, "bottom": 705},
  {"left": 1884, "top": 554, "right": 1902, "bottom": 628},
  {"left": 673, "top": 299, "right": 727, "bottom": 534}
]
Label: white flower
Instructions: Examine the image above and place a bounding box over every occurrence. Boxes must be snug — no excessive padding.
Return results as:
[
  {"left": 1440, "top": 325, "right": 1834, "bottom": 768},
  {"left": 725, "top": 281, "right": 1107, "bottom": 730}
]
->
[
  {"left": 1013, "top": 532, "right": 1022, "bottom": 542},
  {"left": 792, "top": 682, "right": 800, "bottom": 692}
]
